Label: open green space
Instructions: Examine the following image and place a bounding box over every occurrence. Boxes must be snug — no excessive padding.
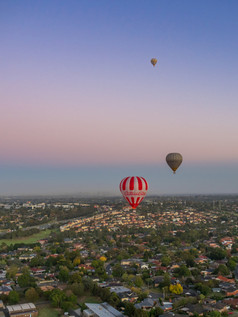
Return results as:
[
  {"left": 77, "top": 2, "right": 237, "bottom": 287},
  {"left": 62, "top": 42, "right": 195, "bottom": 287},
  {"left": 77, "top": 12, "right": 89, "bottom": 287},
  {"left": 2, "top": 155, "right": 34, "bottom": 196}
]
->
[
  {"left": 78, "top": 295, "right": 102, "bottom": 304},
  {"left": 38, "top": 307, "right": 60, "bottom": 317},
  {"left": 0, "top": 229, "right": 54, "bottom": 246}
]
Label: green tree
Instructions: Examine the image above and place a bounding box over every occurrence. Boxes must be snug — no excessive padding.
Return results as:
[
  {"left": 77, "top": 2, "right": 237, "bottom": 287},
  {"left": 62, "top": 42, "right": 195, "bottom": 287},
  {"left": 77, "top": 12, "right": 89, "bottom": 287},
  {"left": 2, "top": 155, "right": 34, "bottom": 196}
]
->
[
  {"left": 18, "top": 271, "right": 36, "bottom": 288},
  {"left": 209, "top": 248, "right": 226, "bottom": 260},
  {"left": 151, "top": 307, "right": 164, "bottom": 316},
  {"left": 112, "top": 264, "right": 124, "bottom": 278},
  {"left": 206, "top": 311, "right": 221, "bottom": 317},
  {"left": 50, "top": 289, "right": 66, "bottom": 308},
  {"left": 69, "top": 272, "right": 82, "bottom": 284},
  {"left": 174, "top": 264, "right": 191, "bottom": 277},
  {"left": 227, "top": 258, "right": 237, "bottom": 271},
  {"left": 25, "top": 288, "right": 39, "bottom": 302},
  {"left": 134, "top": 308, "right": 148, "bottom": 317},
  {"left": 160, "top": 273, "right": 170, "bottom": 287},
  {"left": 100, "top": 288, "right": 111, "bottom": 302},
  {"left": 109, "top": 292, "right": 120, "bottom": 307},
  {"left": 161, "top": 256, "right": 171, "bottom": 267},
  {"left": 185, "top": 256, "right": 195, "bottom": 267},
  {"left": 6, "top": 265, "right": 18, "bottom": 280},
  {"left": 195, "top": 283, "right": 211, "bottom": 296},
  {"left": 59, "top": 267, "right": 69, "bottom": 282},
  {"left": 122, "top": 273, "right": 129, "bottom": 282},
  {"left": 216, "top": 264, "right": 230, "bottom": 276},
  {"left": 8, "top": 290, "right": 19, "bottom": 304},
  {"left": 82, "top": 277, "right": 94, "bottom": 291},
  {"left": 30, "top": 256, "right": 44, "bottom": 267},
  {"left": 125, "top": 302, "right": 135, "bottom": 317},
  {"left": 70, "top": 283, "right": 84, "bottom": 296},
  {"left": 134, "top": 276, "right": 143, "bottom": 288}
]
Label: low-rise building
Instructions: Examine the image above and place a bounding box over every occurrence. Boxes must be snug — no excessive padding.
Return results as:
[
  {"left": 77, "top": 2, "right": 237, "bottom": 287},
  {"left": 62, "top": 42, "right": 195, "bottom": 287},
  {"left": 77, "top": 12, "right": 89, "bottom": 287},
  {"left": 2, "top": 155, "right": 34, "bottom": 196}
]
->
[{"left": 6, "top": 303, "right": 38, "bottom": 317}]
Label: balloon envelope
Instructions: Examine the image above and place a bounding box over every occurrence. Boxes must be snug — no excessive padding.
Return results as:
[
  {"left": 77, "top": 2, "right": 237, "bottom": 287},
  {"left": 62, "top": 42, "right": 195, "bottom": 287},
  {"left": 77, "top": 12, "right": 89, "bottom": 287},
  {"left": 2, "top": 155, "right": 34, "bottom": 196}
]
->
[
  {"left": 120, "top": 176, "right": 148, "bottom": 209},
  {"left": 151, "top": 58, "right": 157, "bottom": 66},
  {"left": 166, "top": 153, "right": 183, "bottom": 173}
]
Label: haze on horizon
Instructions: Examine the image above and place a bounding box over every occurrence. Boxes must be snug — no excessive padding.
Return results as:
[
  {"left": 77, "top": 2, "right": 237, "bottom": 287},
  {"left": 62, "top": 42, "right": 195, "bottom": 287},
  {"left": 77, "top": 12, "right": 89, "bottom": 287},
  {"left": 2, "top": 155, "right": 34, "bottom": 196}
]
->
[{"left": 1, "top": 1, "right": 238, "bottom": 195}]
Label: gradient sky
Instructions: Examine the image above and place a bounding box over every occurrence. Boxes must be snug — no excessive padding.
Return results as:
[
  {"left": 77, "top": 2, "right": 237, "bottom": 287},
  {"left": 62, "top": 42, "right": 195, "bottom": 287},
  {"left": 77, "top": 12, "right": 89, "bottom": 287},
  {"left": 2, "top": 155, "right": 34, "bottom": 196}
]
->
[{"left": 1, "top": 0, "right": 238, "bottom": 195}]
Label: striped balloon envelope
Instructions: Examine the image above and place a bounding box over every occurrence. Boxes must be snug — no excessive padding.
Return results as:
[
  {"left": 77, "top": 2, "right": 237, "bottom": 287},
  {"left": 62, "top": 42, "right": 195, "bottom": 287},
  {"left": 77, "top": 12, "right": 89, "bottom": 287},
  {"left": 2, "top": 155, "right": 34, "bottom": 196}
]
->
[{"left": 120, "top": 176, "right": 148, "bottom": 209}]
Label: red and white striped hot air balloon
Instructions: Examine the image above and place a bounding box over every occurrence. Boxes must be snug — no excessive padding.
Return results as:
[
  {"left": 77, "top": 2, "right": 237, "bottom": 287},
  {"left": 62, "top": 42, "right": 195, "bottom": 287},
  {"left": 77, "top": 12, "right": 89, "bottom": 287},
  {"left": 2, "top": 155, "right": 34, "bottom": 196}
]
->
[{"left": 120, "top": 176, "right": 148, "bottom": 209}]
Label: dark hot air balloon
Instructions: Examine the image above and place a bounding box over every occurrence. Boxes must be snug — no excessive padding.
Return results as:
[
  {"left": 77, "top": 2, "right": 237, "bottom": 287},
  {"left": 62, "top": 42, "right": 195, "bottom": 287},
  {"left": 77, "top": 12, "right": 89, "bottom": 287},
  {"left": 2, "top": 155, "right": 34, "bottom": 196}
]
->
[
  {"left": 151, "top": 58, "right": 157, "bottom": 66},
  {"left": 120, "top": 176, "right": 148, "bottom": 209},
  {"left": 166, "top": 153, "right": 183, "bottom": 174}
]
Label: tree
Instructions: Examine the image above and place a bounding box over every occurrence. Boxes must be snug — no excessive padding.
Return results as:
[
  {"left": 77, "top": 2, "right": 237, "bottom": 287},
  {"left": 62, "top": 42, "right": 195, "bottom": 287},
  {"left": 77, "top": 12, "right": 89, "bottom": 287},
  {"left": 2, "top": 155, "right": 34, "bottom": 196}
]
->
[
  {"left": 209, "top": 248, "right": 226, "bottom": 260},
  {"left": 125, "top": 302, "right": 135, "bottom": 317},
  {"left": 195, "top": 283, "right": 211, "bottom": 296},
  {"left": 109, "top": 292, "right": 120, "bottom": 307},
  {"left": 134, "top": 276, "right": 143, "bottom": 288},
  {"left": 100, "top": 288, "right": 111, "bottom": 302},
  {"left": 70, "top": 283, "right": 84, "bottom": 296},
  {"left": 8, "top": 290, "right": 19, "bottom": 304},
  {"left": 185, "top": 256, "right": 195, "bottom": 267},
  {"left": 216, "top": 264, "right": 230, "bottom": 276},
  {"left": 112, "top": 264, "right": 124, "bottom": 278},
  {"left": 59, "top": 267, "right": 69, "bottom": 282},
  {"left": 69, "top": 272, "right": 82, "bottom": 284},
  {"left": 206, "top": 311, "right": 221, "bottom": 317},
  {"left": 122, "top": 273, "right": 129, "bottom": 282},
  {"left": 160, "top": 273, "right": 170, "bottom": 287},
  {"left": 73, "top": 257, "right": 81, "bottom": 266},
  {"left": 134, "top": 308, "right": 148, "bottom": 317},
  {"left": 169, "top": 283, "right": 183, "bottom": 295},
  {"left": 18, "top": 271, "right": 36, "bottom": 288},
  {"left": 174, "top": 264, "right": 191, "bottom": 277},
  {"left": 25, "top": 288, "right": 39, "bottom": 302},
  {"left": 161, "top": 256, "right": 171, "bottom": 267},
  {"left": 50, "top": 289, "right": 66, "bottom": 308},
  {"left": 227, "top": 258, "right": 237, "bottom": 271},
  {"left": 151, "top": 307, "right": 164, "bottom": 316},
  {"left": 138, "top": 292, "right": 148, "bottom": 302},
  {"left": 30, "top": 255, "right": 44, "bottom": 267},
  {"left": 82, "top": 277, "right": 94, "bottom": 291},
  {"left": 6, "top": 265, "right": 18, "bottom": 280}
]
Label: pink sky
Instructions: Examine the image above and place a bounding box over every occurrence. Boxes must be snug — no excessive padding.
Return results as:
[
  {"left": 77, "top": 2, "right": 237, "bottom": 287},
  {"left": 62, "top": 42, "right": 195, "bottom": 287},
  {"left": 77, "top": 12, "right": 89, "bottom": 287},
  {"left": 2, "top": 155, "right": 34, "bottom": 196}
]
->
[{"left": 0, "top": 1, "right": 238, "bottom": 195}]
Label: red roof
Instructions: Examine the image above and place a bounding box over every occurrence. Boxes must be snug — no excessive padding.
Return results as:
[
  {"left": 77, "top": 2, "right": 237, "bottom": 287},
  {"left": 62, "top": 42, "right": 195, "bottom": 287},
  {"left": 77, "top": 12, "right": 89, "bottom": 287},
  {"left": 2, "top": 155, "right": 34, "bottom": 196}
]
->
[{"left": 217, "top": 275, "right": 235, "bottom": 283}]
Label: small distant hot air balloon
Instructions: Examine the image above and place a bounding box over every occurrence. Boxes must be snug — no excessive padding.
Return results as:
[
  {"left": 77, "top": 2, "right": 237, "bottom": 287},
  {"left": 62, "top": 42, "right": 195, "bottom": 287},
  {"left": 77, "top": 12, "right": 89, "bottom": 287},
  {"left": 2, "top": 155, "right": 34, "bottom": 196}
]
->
[
  {"left": 120, "top": 176, "right": 148, "bottom": 209},
  {"left": 166, "top": 153, "right": 183, "bottom": 174},
  {"left": 151, "top": 58, "right": 157, "bottom": 67}
]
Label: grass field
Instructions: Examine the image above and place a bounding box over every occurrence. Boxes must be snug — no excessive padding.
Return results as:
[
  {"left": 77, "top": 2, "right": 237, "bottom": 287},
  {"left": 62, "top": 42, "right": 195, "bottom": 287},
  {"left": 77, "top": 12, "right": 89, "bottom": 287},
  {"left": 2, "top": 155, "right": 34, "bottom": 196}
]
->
[
  {"left": 78, "top": 295, "right": 102, "bottom": 304},
  {"left": 38, "top": 307, "right": 60, "bottom": 317},
  {"left": 0, "top": 229, "right": 54, "bottom": 246}
]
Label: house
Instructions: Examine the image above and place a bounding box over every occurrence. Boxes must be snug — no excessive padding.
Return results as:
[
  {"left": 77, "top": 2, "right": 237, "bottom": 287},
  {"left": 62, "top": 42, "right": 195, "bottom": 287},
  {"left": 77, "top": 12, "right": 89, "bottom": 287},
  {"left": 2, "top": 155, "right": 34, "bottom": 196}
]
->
[
  {"left": 195, "top": 255, "right": 209, "bottom": 264},
  {"left": 184, "top": 304, "right": 208, "bottom": 316},
  {"left": 152, "top": 276, "right": 164, "bottom": 287},
  {"left": 161, "top": 302, "right": 173, "bottom": 311},
  {"left": 135, "top": 298, "right": 157, "bottom": 310},
  {"left": 82, "top": 302, "right": 124, "bottom": 317},
  {"left": 141, "top": 263, "right": 149, "bottom": 270},
  {"left": 225, "top": 286, "right": 238, "bottom": 297},
  {"left": 38, "top": 239, "right": 48, "bottom": 246},
  {"left": 0, "top": 285, "right": 12, "bottom": 295},
  {"left": 109, "top": 286, "right": 131, "bottom": 295},
  {"left": 224, "top": 298, "right": 238, "bottom": 309},
  {"left": 204, "top": 302, "right": 229, "bottom": 313},
  {"left": 216, "top": 275, "right": 235, "bottom": 283}
]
